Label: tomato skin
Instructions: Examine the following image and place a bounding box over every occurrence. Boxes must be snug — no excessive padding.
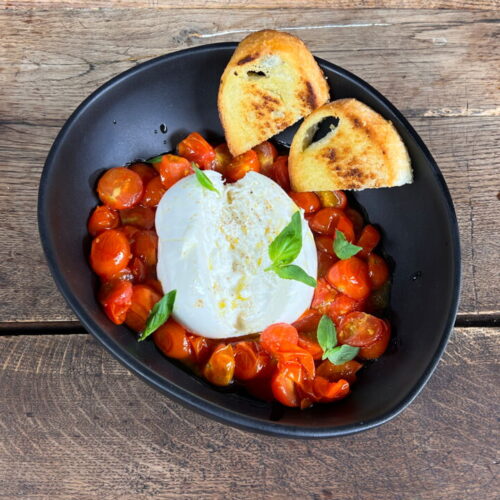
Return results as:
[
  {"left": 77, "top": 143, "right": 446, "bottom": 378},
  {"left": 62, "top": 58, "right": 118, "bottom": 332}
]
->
[
  {"left": 234, "top": 341, "right": 271, "bottom": 381},
  {"left": 328, "top": 293, "right": 365, "bottom": 322},
  {"left": 271, "top": 363, "right": 300, "bottom": 407},
  {"left": 315, "top": 235, "right": 335, "bottom": 256},
  {"left": 345, "top": 208, "right": 364, "bottom": 238},
  {"left": 309, "top": 208, "right": 355, "bottom": 241},
  {"left": 316, "top": 359, "right": 363, "bottom": 384},
  {"left": 131, "top": 230, "right": 158, "bottom": 267},
  {"left": 254, "top": 141, "right": 278, "bottom": 177},
  {"left": 177, "top": 132, "right": 216, "bottom": 170},
  {"left": 119, "top": 224, "right": 140, "bottom": 244},
  {"left": 289, "top": 192, "right": 321, "bottom": 214},
  {"left": 271, "top": 156, "right": 290, "bottom": 191},
  {"left": 156, "top": 154, "right": 193, "bottom": 189},
  {"left": 88, "top": 205, "right": 120, "bottom": 236},
  {"left": 317, "top": 251, "right": 336, "bottom": 278},
  {"left": 203, "top": 344, "right": 235, "bottom": 386},
  {"left": 119, "top": 206, "right": 155, "bottom": 230},
  {"left": 327, "top": 256, "right": 371, "bottom": 300},
  {"left": 311, "top": 278, "right": 338, "bottom": 315},
  {"left": 358, "top": 320, "right": 391, "bottom": 359},
  {"left": 260, "top": 323, "right": 299, "bottom": 353},
  {"left": 90, "top": 229, "right": 131, "bottom": 279},
  {"left": 313, "top": 377, "right": 350, "bottom": 402},
  {"left": 125, "top": 284, "right": 162, "bottom": 332},
  {"left": 297, "top": 336, "right": 323, "bottom": 360},
  {"left": 338, "top": 312, "right": 384, "bottom": 347},
  {"left": 368, "top": 254, "right": 389, "bottom": 289},
  {"left": 153, "top": 319, "right": 192, "bottom": 360},
  {"left": 98, "top": 279, "right": 133, "bottom": 324},
  {"left": 213, "top": 143, "right": 232, "bottom": 174},
  {"left": 225, "top": 150, "right": 260, "bottom": 182},
  {"left": 188, "top": 334, "right": 212, "bottom": 364},
  {"left": 97, "top": 167, "right": 143, "bottom": 210},
  {"left": 357, "top": 225, "right": 381, "bottom": 258},
  {"left": 292, "top": 308, "right": 322, "bottom": 333},
  {"left": 130, "top": 162, "right": 158, "bottom": 185},
  {"left": 129, "top": 256, "right": 146, "bottom": 283},
  {"left": 141, "top": 176, "right": 166, "bottom": 208},
  {"left": 316, "top": 190, "right": 348, "bottom": 210}
]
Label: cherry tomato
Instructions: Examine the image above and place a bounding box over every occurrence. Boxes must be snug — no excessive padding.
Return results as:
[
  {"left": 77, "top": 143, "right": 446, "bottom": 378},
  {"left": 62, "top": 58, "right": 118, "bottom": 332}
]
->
[
  {"left": 120, "top": 206, "right": 155, "bottom": 230},
  {"left": 90, "top": 229, "right": 131, "bottom": 279},
  {"left": 315, "top": 235, "right": 335, "bottom": 256},
  {"left": 271, "top": 363, "right": 300, "bottom": 407},
  {"left": 177, "top": 132, "right": 216, "bottom": 170},
  {"left": 271, "top": 156, "right": 290, "bottom": 191},
  {"left": 129, "top": 256, "right": 146, "bottom": 283},
  {"left": 119, "top": 224, "right": 140, "bottom": 244},
  {"left": 274, "top": 343, "right": 315, "bottom": 379},
  {"left": 309, "top": 208, "right": 355, "bottom": 241},
  {"left": 188, "top": 334, "right": 212, "bottom": 364},
  {"left": 357, "top": 225, "right": 381, "bottom": 258},
  {"left": 225, "top": 150, "right": 260, "bottom": 182},
  {"left": 107, "top": 266, "right": 134, "bottom": 283},
  {"left": 156, "top": 154, "right": 193, "bottom": 189},
  {"left": 289, "top": 192, "right": 321, "bottom": 214},
  {"left": 141, "top": 176, "right": 166, "bottom": 208},
  {"left": 313, "top": 377, "right": 350, "bottom": 402},
  {"left": 88, "top": 205, "right": 120, "bottom": 236},
  {"left": 366, "top": 281, "right": 391, "bottom": 313},
  {"left": 293, "top": 309, "right": 322, "bottom": 333},
  {"left": 213, "top": 143, "right": 232, "bottom": 174},
  {"left": 97, "top": 167, "right": 143, "bottom": 210},
  {"left": 132, "top": 230, "right": 158, "bottom": 267},
  {"left": 317, "top": 251, "right": 336, "bottom": 278},
  {"left": 358, "top": 319, "right": 391, "bottom": 360},
  {"left": 316, "top": 359, "right": 363, "bottom": 384},
  {"left": 153, "top": 319, "right": 192, "bottom": 360},
  {"left": 143, "top": 278, "right": 163, "bottom": 295},
  {"left": 338, "top": 312, "right": 384, "bottom": 347},
  {"left": 203, "top": 344, "right": 235, "bottom": 386},
  {"left": 297, "top": 336, "right": 323, "bottom": 360},
  {"left": 253, "top": 141, "right": 277, "bottom": 177},
  {"left": 345, "top": 208, "right": 364, "bottom": 238},
  {"left": 130, "top": 162, "right": 158, "bottom": 185},
  {"left": 234, "top": 341, "right": 271, "bottom": 381},
  {"left": 260, "top": 323, "right": 299, "bottom": 353},
  {"left": 244, "top": 377, "right": 276, "bottom": 403},
  {"left": 327, "top": 256, "right": 371, "bottom": 300},
  {"left": 328, "top": 293, "right": 365, "bottom": 322},
  {"left": 368, "top": 254, "right": 389, "bottom": 289},
  {"left": 311, "top": 278, "right": 338, "bottom": 314},
  {"left": 98, "top": 279, "right": 133, "bottom": 324},
  {"left": 316, "top": 190, "right": 347, "bottom": 210},
  {"left": 125, "top": 284, "right": 162, "bottom": 332}
]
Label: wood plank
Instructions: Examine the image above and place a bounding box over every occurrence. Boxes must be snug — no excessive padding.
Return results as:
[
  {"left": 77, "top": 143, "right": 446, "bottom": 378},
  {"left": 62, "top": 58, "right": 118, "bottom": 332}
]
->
[
  {"left": 0, "top": 327, "right": 498, "bottom": 498},
  {"left": 0, "top": 8, "right": 498, "bottom": 321}
]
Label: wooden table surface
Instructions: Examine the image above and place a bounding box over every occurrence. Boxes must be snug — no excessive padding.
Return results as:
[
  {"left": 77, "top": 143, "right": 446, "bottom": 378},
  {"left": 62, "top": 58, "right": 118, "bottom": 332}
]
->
[{"left": 1, "top": 1, "right": 499, "bottom": 498}]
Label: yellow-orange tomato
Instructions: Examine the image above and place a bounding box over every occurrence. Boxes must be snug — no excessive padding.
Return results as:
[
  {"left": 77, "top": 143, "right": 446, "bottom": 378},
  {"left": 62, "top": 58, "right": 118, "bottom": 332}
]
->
[
  {"left": 203, "top": 344, "right": 235, "bottom": 386},
  {"left": 153, "top": 319, "right": 192, "bottom": 359},
  {"left": 125, "top": 284, "right": 162, "bottom": 332}
]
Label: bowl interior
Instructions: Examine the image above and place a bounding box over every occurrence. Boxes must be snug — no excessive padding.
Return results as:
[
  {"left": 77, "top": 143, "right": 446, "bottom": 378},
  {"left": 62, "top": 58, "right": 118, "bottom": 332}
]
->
[{"left": 39, "top": 44, "right": 460, "bottom": 437}]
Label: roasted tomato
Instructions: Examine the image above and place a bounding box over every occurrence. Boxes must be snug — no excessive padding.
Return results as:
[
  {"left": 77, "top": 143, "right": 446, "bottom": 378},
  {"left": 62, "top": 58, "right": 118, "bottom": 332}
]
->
[
  {"left": 338, "top": 312, "right": 384, "bottom": 347},
  {"left": 88, "top": 205, "right": 120, "bottom": 236},
  {"left": 153, "top": 319, "right": 192, "bottom": 359},
  {"left": 177, "top": 132, "right": 216, "bottom": 170},
  {"left": 234, "top": 341, "right": 271, "bottom": 381},
  {"left": 203, "top": 344, "right": 235, "bottom": 386},
  {"left": 253, "top": 141, "right": 277, "bottom": 177},
  {"left": 141, "top": 176, "right": 166, "bottom": 208},
  {"left": 316, "top": 359, "right": 363, "bottom": 384},
  {"left": 98, "top": 279, "right": 133, "bottom": 324},
  {"left": 289, "top": 192, "right": 321, "bottom": 214},
  {"left": 129, "top": 162, "right": 158, "bottom": 185},
  {"left": 345, "top": 208, "right": 364, "bottom": 238},
  {"left": 357, "top": 225, "right": 381, "bottom": 258},
  {"left": 213, "top": 143, "right": 232, "bottom": 174},
  {"left": 124, "top": 284, "right": 162, "bottom": 332},
  {"left": 156, "top": 154, "right": 193, "bottom": 189},
  {"left": 315, "top": 235, "right": 335, "bottom": 256},
  {"left": 271, "top": 156, "right": 290, "bottom": 191},
  {"left": 260, "top": 323, "right": 299, "bottom": 353},
  {"left": 293, "top": 309, "right": 322, "bottom": 333},
  {"left": 368, "top": 254, "right": 389, "bottom": 289},
  {"left": 188, "top": 334, "right": 212, "bottom": 364},
  {"left": 97, "top": 167, "right": 143, "bottom": 210},
  {"left": 90, "top": 229, "right": 131, "bottom": 279},
  {"left": 358, "top": 320, "right": 391, "bottom": 359},
  {"left": 313, "top": 377, "right": 350, "bottom": 402},
  {"left": 131, "top": 230, "right": 158, "bottom": 267},
  {"left": 328, "top": 293, "right": 365, "bottom": 322},
  {"left": 311, "top": 278, "right": 338, "bottom": 315},
  {"left": 317, "top": 251, "right": 336, "bottom": 278},
  {"left": 316, "top": 190, "right": 347, "bottom": 210},
  {"left": 129, "top": 256, "right": 146, "bottom": 283},
  {"left": 225, "top": 150, "right": 260, "bottom": 182},
  {"left": 120, "top": 206, "right": 155, "bottom": 230},
  {"left": 309, "top": 208, "right": 355, "bottom": 241},
  {"left": 271, "top": 362, "right": 301, "bottom": 407},
  {"left": 327, "top": 256, "right": 371, "bottom": 300}
]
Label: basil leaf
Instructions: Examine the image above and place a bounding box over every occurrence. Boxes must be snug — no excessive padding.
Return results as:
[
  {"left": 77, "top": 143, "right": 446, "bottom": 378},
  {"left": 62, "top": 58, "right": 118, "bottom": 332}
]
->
[
  {"left": 148, "top": 154, "right": 164, "bottom": 164},
  {"left": 272, "top": 264, "right": 317, "bottom": 288},
  {"left": 333, "top": 229, "right": 362, "bottom": 260},
  {"left": 193, "top": 165, "right": 219, "bottom": 194},
  {"left": 138, "top": 290, "right": 176, "bottom": 341},
  {"left": 326, "top": 344, "right": 360, "bottom": 365},
  {"left": 268, "top": 212, "right": 302, "bottom": 266},
  {"left": 317, "top": 315, "right": 337, "bottom": 358}
]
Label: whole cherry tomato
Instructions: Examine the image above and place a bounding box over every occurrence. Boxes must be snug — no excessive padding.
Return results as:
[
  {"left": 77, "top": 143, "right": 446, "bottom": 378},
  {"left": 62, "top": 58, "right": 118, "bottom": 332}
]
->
[
  {"left": 317, "top": 251, "right": 336, "bottom": 278},
  {"left": 225, "top": 150, "right": 260, "bottom": 182},
  {"left": 129, "top": 162, "right": 158, "bottom": 185},
  {"left": 125, "top": 284, "right": 162, "bottom": 332},
  {"left": 260, "top": 323, "right": 299, "bottom": 353},
  {"left": 316, "top": 190, "right": 347, "bottom": 210},
  {"left": 120, "top": 206, "right": 155, "bottom": 230},
  {"left": 327, "top": 256, "right": 371, "bottom": 300},
  {"left": 97, "top": 167, "right": 143, "bottom": 210},
  {"left": 88, "top": 205, "right": 120, "bottom": 236},
  {"left": 357, "top": 225, "right": 381, "bottom": 258},
  {"left": 271, "top": 155, "right": 290, "bottom": 191},
  {"left": 253, "top": 141, "right": 277, "bottom": 177},
  {"left": 368, "top": 254, "right": 389, "bottom": 289},
  {"left": 141, "top": 176, "right": 166, "bottom": 208},
  {"left": 289, "top": 192, "right": 321, "bottom": 214},
  {"left": 358, "top": 320, "right": 391, "bottom": 359},
  {"left": 315, "top": 235, "right": 335, "bottom": 256},
  {"left": 213, "top": 143, "right": 232, "bottom": 174},
  {"left": 203, "top": 344, "right": 235, "bottom": 386},
  {"left": 90, "top": 229, "right": 131, "bottom": 279},
  {"left": 132, "top": 230, "right": 158, "bottom": 267},
  {"left": 234, "top": 341, "right": 271, "bottom": 381},
  {"left": 316, "top": 359, "right": 363, "bottom": 384},
  {"left": 98, "top": 279, "right": 133, "bottom": 324},
  {"left": 271, "top": 362, "right": 301, "bottom": 407},
  {"left": 156, "top": 154, "right": 193, "bottom": 189},
  {"left": 313, "top": 377, "right": 350, "bottom": 402},
  {"left": 309, "top": 208, "right": 355, "bottom": 241},
  {"left": 338, "top": 311, "right": 384, "bottom": 347},
  {"left": 188, "top": 334, "right": 212, "bottom": 364},
  {"left": 177, "top": 132, "right": 216, "bottom": 170},
  {"left": 153, "top": 319, "right": 192, "bottom": 359}
]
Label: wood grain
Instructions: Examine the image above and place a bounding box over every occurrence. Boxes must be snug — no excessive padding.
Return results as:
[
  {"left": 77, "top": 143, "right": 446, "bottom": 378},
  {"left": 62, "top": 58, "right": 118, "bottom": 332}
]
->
[
  {"left": 0, "top": 327, "right": 498, "bottom": 498},
  {"left": 0, "top": 8, "right": 499, "bottom": 322}
]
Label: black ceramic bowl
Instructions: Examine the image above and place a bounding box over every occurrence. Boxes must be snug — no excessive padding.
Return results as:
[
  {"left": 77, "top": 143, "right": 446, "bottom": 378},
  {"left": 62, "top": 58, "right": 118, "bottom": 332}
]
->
[{"left": 38, "top": 43, "right": 460, "bottom": 437}]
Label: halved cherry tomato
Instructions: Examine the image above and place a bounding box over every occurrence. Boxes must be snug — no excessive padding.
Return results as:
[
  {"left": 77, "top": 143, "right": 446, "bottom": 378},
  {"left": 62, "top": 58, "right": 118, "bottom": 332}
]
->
[
  {"left": 316, "top": 359, "right": 363, "bottom": 384},
  {"left": 316, "top": 190, "right": 347, "bottom": 210},
  {"left": 130, "top": 162, "right": 158, "bottom": 185},
  {"left": 313, "top": 377, "right": 350, "bottom": 402},
  {"left": 327, "top": 256, "right": 371, "bottom": 300},
  {"left": 98, "top": 279, "right": 133, "bottom": 324},
  {"left": 88, "top": 205, "right": 120, "bottom": 236},
  {"left": 156, "top": 154, "right": 193, "bottom": 189},
  {"left": 271, "top": 362, "right": 301, "bottom": 407},
  {"left": 358, "top": 320, "right": 391, "bottom": 359},
  {"left": 225, "top": 150, "right": 260, "bottom": 182},
  {"left": 289, "top": 192, "right": 321, "bottom": 214},
  {"left": 253, "top": 141, "right": 277, "bottom": 177},
  {"left": 153, "top": 319, "right": 192, "bottom": 360},
  {"left": 203, "top": 344, "right": 235, "bottom": 386},
  {"left": 357, "top": 225, "right": 381, "bottom": 258},
  {"left": 328, "top": 293, "right": 365, "bottom": 322},
  {"left": 338, "top": 311, "right": 384, "bottom": 347},
  {"left": 297, "top": 336, "right": 323, "bottom": 360},
  {"left": 234, "top": 341, "right": 271, "bottom": 381},
  {"left": 315, "top": 235, "right": 335, "bottom": 256},
  {"left": 129, "top": 256, "right": 146, "bottom": 283},
  {"left": 309, "top": 208, "right": 355, "bottom": 241},
  {"left": 177, "top": 132, "right": 216, "bottom": 170},
  {"left": 317, "top": 251, "right": 336, "bottom": 278},
  {"left": 260, "top": 323, "right": 299, "bottom": 353},
  {"left": 345, "top": 208, "right": 364, "bottom": 238},
  {"left": 132, "top": 230, "right": 158, "bottom": 267},
  {"left": 188, "top": 334, "right": 212, "bottom": 364},
  {"left": 311, "top": 278, "right": 338, "bottom": 314},
  {"left": 213, "top": 143, "right": 232, "bottom": 174},
  {"left": 368, "top": 254, "right": 389, "bottom": 289},
  {"left": 90, "top": 229, "right": 131, "bottom": 279},
  {"left": 120, "top": 206, "right": 155, "bottom": 230},
  {"left": 141, "top": 176, "right": 166, "bottom": 208},
  {"left": 124, "top": 284, "right": 162, "bottom": 332},
  {"left": 97, "top": 167, "right": 143, "bottom": 210},
  {"left": 293, "top": 308, "right": 322, "bottom": 333},
  {"left": 271, "top": 156, "right": 290, "bottom": 191}
]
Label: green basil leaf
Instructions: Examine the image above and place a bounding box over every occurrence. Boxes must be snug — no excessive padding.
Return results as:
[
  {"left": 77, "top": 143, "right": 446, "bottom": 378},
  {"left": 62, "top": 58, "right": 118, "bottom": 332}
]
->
[
  {"left": 138, "top": 290, "right": 177, "bottom": 341},
  {"left": 317, "top": 315, "right": 337, "bottom": 357},
  {"left": 272, "top": 264, "right": 316, "bottom": 288},
  {"left": 326, "top": 344, "right": 360, "bottom": 365},
  {"left": 268, "top": 212, "right": 302, "bottom": 266},
  {"left": 193, "top": 165, "right": 219, "bottom": 194},
  {"left": 333, "top": 229, "right": 362, "bottom": 260},
  {"left": 148, "top": 154, "right": 164, "bottom": 164}
]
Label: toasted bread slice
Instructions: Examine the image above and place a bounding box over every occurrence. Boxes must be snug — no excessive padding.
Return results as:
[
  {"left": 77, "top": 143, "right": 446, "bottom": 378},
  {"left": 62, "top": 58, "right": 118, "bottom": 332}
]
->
[
  {"left": 289, "top": 99, "right": 413, "bottom": 192},
  {"left": 218, "top": 30, "right": 330, "bottom": 157}
]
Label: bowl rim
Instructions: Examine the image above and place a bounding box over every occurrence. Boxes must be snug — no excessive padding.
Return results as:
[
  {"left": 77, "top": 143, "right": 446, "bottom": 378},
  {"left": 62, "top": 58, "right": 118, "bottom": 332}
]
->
[{"left": 38, "top": 42, "right": 461, "bottom": 438}]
